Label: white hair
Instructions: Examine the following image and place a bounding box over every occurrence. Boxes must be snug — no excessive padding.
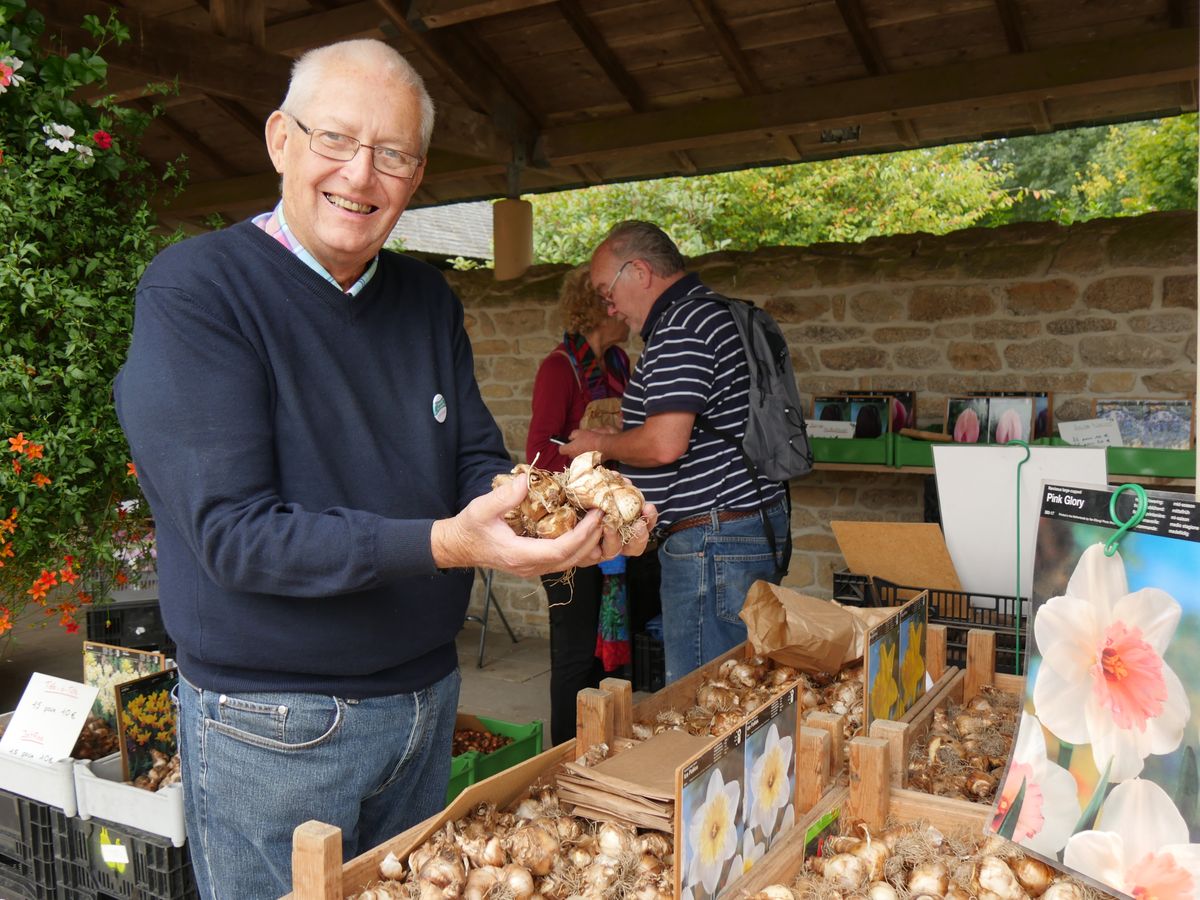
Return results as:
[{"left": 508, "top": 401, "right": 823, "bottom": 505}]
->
[{"left": 281, "top": 39, "right": 436, "bottom": 155}]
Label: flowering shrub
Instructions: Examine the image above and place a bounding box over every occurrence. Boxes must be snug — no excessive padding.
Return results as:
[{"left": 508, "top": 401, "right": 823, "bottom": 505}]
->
[{"left": 0, "top": 1, "right": 184, "bottom": 638}]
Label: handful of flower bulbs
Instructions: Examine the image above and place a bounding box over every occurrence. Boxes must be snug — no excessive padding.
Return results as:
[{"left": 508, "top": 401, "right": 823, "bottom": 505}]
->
[{"left": 492, "top": 451, "right": 646, "bottom": 542}]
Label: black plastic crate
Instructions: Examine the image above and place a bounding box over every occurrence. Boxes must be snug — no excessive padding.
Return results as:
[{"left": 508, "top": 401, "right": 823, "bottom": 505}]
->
[
  {"left": 0, "top": 864, "right": 37, "bottom": 900},
  {"left": 0, "top": 788, "right": 56, "bottom": 899},
  {"left": 831, "top": 569, "right": 872, "bottom": 607},
  {"left": 632, "top": 632, "right": 666, "bottom": 693},
  {"left": 51, "top": 810, "right": 197, "bottom": 900},
  {"left": 85, "top": 593, "right": 176, "bottom": 659},
  {"left": 868, "top": 577, "right": 1028, "bottom": 675}
]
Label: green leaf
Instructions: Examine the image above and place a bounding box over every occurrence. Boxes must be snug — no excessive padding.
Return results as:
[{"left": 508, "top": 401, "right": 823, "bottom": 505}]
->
[
  {"left": 1074, "top": 757, "right": 1114, "bottom": 833},
  {"left": 1174, "top": 745, "right": 1199, "bottom": 833},
  {"left": 997, "top": 776, "right": 1027, "bottom": 840}
]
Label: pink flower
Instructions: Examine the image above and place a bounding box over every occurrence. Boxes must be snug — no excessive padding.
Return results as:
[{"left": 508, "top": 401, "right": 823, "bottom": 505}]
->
[
  {"left": 991, "top": 712, "right": 1079, "bottom": 855},
  {"left": 93, "top": 131, "right": 112, "bottom": 150},
  {"left": 953, "top": 407, "right": 980, "bottom": 443},
  {"left": 994, "top": 408, "right": 1025, "bottom": 443}
]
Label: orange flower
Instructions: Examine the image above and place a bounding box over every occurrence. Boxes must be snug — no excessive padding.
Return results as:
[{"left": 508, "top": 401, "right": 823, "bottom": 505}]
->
[
  {"left": 27, "top": 581, "right": 49, "bottom": 602},
  {"left": 31, "top": 473, "right": 51, "bottom": 488},
  {"left": 76, "top": 591, "right": 93, "bottom": 605},
  {"left": 115, "top": 570, "right": 128, "bottom": 585},
  {"left": 59, "top": 567, "right": 78, "bottom": 585},
  {"left": 1, "top": 508, "right": 16, "bottom": 533},
  {"left": 7, "top": 433, "right": 28, "bottom": 454},
  {"left": 11, "top": 459, "right": 20, "bottom": 475},
  {"left": 126, "top": 461, "right": 138, "bottom": 478},
  {"left": 23, "top": 442, "right": 43, "bottom": 460},
  {"left": 0, "top": 607, "right": 11, "bottom": 636}
]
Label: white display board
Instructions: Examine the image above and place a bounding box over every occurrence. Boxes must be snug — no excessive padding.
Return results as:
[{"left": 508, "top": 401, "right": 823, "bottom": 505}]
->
[{"left": 932, "top": 445, "right": 1107, "bottom": 599}]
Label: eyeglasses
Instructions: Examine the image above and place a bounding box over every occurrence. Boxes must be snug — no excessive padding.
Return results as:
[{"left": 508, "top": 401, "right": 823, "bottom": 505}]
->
[
  {"left": 289, "top": 115, "right": 423, "bottom": 179},
  {"left": 599, "top": 260, "right": 634, "bottom": 302}
]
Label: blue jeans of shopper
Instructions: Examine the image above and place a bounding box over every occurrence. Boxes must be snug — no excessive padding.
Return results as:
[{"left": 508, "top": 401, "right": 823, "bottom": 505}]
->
[
  {"left": 176, "top": 667, "right": 460, "bottom": 900},
  {"left": 658, "top": 501, "right": 788, "bottom": 684}
]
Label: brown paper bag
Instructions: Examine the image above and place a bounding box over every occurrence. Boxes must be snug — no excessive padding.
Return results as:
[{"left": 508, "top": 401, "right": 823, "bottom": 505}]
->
[
  {"left": 836, "top": 602, "right": 903, "bottom": 665},
  {"left": 738, "top": 581, "right": 855, "bottom": 673},
  {"left": 580, "top": 397, "right": 622, "bottom": 431}
]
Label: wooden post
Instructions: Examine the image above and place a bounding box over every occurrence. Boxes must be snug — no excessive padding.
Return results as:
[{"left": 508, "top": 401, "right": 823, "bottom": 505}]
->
[
  {"left": 797, "top": 726, "right": 830, "bottom": 813},
  {"left": 847, "top": 737, "right": 890, "bottom": 831},
  {"left": 493, "top": 199, "right": 533, "bottom": 280},
  {"left": 599, "top": 677, "right": 634, "bottom": 739},
  {"left": 927, "top": 623, "right": 947, "bottom": 681},
  {"left": 868, "top": 718, "right": 908, "bottom": 787},
  {"left": 805, "top": 711, "right": 844, "bottom": 775},
  {"left": 291, "top": 820, "right": 342, "bottom": 900},
  {"left": 965, "top": 629, "right": 996, "bottom": 703},
  {"left": 576, "top": 687, "right": 615, "bottom": 753}
]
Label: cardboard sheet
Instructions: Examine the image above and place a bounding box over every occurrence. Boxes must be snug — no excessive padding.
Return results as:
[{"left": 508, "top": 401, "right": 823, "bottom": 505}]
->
[
  {"left": 562, "top": 729, "right": 710, "bottom": 802},
  {"left": 832, "top": 521, "right": 963, "bottom": 591}
]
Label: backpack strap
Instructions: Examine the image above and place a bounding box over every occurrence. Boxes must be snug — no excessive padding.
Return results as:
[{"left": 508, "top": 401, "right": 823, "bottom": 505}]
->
[{"left": 553, "top": 348, "right": 583, "bottom": 390}]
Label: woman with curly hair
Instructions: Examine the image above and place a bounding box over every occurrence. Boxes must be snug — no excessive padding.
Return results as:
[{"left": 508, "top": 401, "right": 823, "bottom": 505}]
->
[{"left": 527, "top": 265, "right": 631, "bottom": 745}]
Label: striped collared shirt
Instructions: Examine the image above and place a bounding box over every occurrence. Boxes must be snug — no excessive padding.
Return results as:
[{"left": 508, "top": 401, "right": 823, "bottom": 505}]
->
[{"left": 252, "top": 201, "right": 378, "bottom": 296}]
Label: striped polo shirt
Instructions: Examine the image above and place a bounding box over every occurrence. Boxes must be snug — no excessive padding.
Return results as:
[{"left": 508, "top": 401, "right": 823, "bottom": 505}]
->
[{"left": 622, "top": 274, "right": 786, "bottom": 527}]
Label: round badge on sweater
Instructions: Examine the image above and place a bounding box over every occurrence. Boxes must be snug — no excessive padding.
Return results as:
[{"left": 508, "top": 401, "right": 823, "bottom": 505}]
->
[{"left": 432, "top": 393, "right": 447, "bottom": 423}]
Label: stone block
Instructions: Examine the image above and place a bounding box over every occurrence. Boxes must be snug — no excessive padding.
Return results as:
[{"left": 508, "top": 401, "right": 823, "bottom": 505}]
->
[
  {"left": 895, "top": 346, "right": 944, "bottom": 368},
  {"left": 793, "top": 533, "right": 840, "bottom": 552},
  {"left": 1088, "top": 372, "right": 1137, "bottom": 393},
  {"left": 1129, "top": 312, "right": 1196, "bottom": 334},
  {"left": 1079, "top": 335, "right": 1175, "bottom": 368},
  {"left": 933, "top": 322, "right": 971, "bottom": 338},
  {"left": 492, "top": 356, "right": 538, "bottom": 382},
  {"left": 860, "top": 489, "right": 922, "bottom": 509},
  {"left": 958, "top": 243, "right": 1052, "bottom": 279},
  {"left": 819, "top": 346, "right": 889, "bottom": 370},
  {"left": 909, "top": 286, "right": 996, "bottom": 321},
  {"left": 872, "top": 326, "right": 933, "bottom": 343},
  {"left": 481, "top": 382, "right": 514, "bottom": 399},
  {"left": 1143, "top": 371, "right": 1197, "bottom": 393},
  {"left": 849, "top": 290, "right": 906, "bottom": 322},
  {"left": 1082, "top": 276, "right": 1153, "bottom": 312},
  {"left": 1055, "top": 398, "right": 1094, "bottom": 422},
  {"left": 1163, "top": 275, "right": 1197, "bottom": 309},
  {"left": 1005, "top": 279, "right": 1079, "bottom": 315},
  {"left": 1003, "top": 339, "right": 1075, "bottom": 370},
  {"left": 1050, "top": 233, "right": 1107, "bottom": 274},
  {"left": 947, "top": 342, "right": 1002, "bottom": 371},
  {"left": 1037, "top": 373, "right": 1088, "bottom": 392},
  {"left": 798, "top": 324, "right": 867, "bottom": 343},
  {"left": 1106, "top": 212, "right": 1197, "bottom": 268},
  {"left": 493, "top": 308, "right": 549, "bottom": 335},
  {"left": 974, "top": 320, "right": 1043, "bottom": 340},
  {"left": 764, "top": 295, "right": 833, "bottom": 322},
  {"left": 472, "top": 338, "right": 515, "bottom": 355},
  {"left": 1045, "top": 317, "right": 1118, "bottom": 335},
  {"left": 792, "top": 486, "right": 840, "bottom": 507}
]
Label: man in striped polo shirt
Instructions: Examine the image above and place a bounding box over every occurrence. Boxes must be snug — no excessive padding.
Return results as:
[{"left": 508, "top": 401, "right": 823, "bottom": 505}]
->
[{"left": 562, "top": 221, "right": 790, "bottom": 683}]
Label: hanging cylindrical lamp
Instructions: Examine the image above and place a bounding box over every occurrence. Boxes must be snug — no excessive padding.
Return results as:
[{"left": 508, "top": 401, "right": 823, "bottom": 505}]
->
[{"left": 493, "top": 198, "right": 533, "bottom": 281}]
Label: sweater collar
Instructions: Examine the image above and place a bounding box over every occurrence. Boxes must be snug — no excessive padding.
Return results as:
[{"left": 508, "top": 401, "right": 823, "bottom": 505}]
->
[
  {"left": 639, "top": 272, "right": 705, "bottom": 341},
  {"left": 252, "top": 201, "right": 379, "bottom": 296}
]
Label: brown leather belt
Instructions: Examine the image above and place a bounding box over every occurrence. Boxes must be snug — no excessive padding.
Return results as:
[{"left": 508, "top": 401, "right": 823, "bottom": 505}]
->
[{"left": 663, "top": 507, "right": 761, "bottom": 537}]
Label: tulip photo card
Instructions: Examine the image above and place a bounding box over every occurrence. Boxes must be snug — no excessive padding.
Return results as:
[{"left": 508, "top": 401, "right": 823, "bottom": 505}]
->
[{"left": 988, "top": 481, "right": 1200, "bottom": 899}]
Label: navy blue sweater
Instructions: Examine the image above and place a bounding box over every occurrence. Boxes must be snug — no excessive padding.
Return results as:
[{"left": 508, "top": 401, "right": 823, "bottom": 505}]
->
[{"left": 115, "top": 221, "right": 511, "bottom": 696}]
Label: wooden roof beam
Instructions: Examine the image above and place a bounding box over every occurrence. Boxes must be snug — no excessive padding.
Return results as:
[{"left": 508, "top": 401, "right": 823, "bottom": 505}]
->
[
  {"left": 210, "top": 0, "right": 265, "bottom": 46},
  {"left": 992, "top": 0, "right": 1054, "bottom": 133},
  {"left": 538, "top": 28, "right": 1199, "bottom": 164},
  {"left": 206, "top": 95, "right": 268, "bottom": 141},
  {"left": 138, "top": 100, "right": 243, "bottom": 178},
  {"left": 265, "top": 2, "right": 385, "bottom": 54},
  {"left": 409, "top": 0, "right": 557, "bottom": 29},
  {"left": 834, "top": 0, "right": 922, "bottom": 152},
  {"left": 686, "top": 0, "right": 763, "bottom": 95}
]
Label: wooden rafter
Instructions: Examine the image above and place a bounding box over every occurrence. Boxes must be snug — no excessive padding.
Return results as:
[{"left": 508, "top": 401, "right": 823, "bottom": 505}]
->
[
  {"left": 409, "top": 0, "right": 557, "bottom": 29},
  {"left": 558, "top": 0, "right": 647, "bottom": 111},
  {"left": 833, "top": 0, "right": 919, "bottom": 147},
  {"left": 538, "top": 28, "right": 1199, "bottom": 164},
  {"left": 206, "top": 95, "right": 268, "bottom": 142},
  {"left": 1167, "top": 0, "right": 1191, "bottom": 28},
  {"left": 992, "top": 0, "right": 1054, "bottom": 133},
  {"left": 687, "top": 0, "right": 763, "bottom": 95},
  {"left": 137, "top": 99, "right": 241, "bottom": 178},
  {"left": 265, "top": 2, "right": 384, "bottom": 54},
  {"left": 210, "top": 0, "right": 264, "bottom": 46}
]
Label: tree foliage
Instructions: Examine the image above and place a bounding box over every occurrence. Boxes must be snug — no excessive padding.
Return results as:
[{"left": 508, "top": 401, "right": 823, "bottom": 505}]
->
[
  {"left": 0, "top": 0, "right": 182, "bottom": 637},
  {"left": 530, "top": 116, "right": 1197, "bottom": 265}
]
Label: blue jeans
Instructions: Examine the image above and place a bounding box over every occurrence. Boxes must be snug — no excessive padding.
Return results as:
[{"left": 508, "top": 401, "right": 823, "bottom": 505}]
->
[
  {"left": 176, "top": 668, "right": 460, "bottom": 900},
  {"left": 658, "top": 502, "right": 788, "bottom": 683}
]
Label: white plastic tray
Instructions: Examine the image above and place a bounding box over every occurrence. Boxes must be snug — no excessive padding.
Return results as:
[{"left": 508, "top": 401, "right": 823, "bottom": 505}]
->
[
  {"left": 0, "top": 711, "right": 78, "bottom": 815},
  {"left": 73, "top": 753, "right": 186, "bottom": 847}
]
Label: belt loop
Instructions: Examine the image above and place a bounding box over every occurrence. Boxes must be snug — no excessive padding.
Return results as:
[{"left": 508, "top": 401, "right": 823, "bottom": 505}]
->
[{"left": 709, "top": 508, "right": 720, "bottom": 531}]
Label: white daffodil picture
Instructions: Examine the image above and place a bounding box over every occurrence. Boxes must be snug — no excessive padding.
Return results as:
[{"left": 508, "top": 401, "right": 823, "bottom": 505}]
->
[
  {"left": 1001, "top": 484, "right": 1200, "bottom": 900},
  {"left": 684, "top": 765, "right": 743, "bottom": 899},
  {"left": 746, "top": 722, "right": 795, "bottom": 841}
]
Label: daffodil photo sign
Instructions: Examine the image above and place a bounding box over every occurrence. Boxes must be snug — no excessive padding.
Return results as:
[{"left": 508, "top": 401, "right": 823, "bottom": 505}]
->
[
  {"left": 864, "top": 592, "right": 929, "bottom": 728},
  {"left": 989, "top": 482, "right": 1200, "bottom": 899},
  {"left": 677, "top": 687, "right": 801, "bottom": 900}
]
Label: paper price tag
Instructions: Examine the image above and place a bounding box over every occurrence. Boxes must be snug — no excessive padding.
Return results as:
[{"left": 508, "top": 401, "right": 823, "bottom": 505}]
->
[
  {"left": 0, "top": 673, "right": 98, "bottom": 764},
  {"left": 807, "top": 420, "right": 856, "bottom": 439},
  {"left": 1059, "top": 418, "right": 1122, "bottom": 447},
  {"left": 101, "top": 842, "right": 130, "bottom": 866}
]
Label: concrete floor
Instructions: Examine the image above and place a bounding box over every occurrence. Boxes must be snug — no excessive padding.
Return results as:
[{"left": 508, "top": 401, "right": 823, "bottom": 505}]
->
[{"left": 1, "top": 605, "right": 553, "bottom": 732}]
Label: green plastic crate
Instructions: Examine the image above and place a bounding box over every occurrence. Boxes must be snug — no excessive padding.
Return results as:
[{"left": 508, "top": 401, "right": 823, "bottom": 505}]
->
[
  {"left": 467, "top": 715, "right": 543, "bottom": 783},
  {"left": 811, "top": 433, "right": 892, "bottom": 466},
  {"left": 445, "top": 752, "right": 476, "bottom": 805},
  {"left": 1106, "top": 446, "right": 1196, "bottom": 478}
]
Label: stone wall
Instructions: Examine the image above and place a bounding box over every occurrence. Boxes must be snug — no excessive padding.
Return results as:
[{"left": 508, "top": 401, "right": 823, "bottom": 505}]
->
[{"left": 450, "top": 211, "right": 1198, "bottom": 636}]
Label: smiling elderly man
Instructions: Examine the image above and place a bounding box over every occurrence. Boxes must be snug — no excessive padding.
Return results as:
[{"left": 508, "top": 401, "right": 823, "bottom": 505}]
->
[{"left": 115, "top": 40, "right": 652, "bottom": 900}]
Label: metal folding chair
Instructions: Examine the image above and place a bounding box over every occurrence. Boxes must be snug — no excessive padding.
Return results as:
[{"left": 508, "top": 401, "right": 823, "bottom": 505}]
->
[{"left": 463, "top": 567, "right": 519, "bottom": 668}]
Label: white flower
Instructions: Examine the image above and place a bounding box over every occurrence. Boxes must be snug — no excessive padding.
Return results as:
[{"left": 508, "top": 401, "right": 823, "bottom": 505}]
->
[
  {"left": 0, "top": 56, "right": 25, "bottom": 93},
  {"left": 725, "top": 829, "right": 767, "bottom": 890},
  {"left": 747, "top": 723, "right": 794, "bottom": 836},
  {"left": 1032, "top": 543, "right": 1189, "bottom": 781},
  {"left": 991, "top": 712, "right": 1081, "bottom": 855},
  {"left": 1064, "top": 778, "right": 1200, "bottom": 898},
  {"left": 43, "top": 122, "right": 76, "bottom": 140},
  {"left": 44, "top": 138, "right": 76, "bottom": 153},
  {"left": 75, "top": 145, "right": 94, "bottom": 160},
  {"left": 686, "top": 767, "right": 741, "bottom": 895}
]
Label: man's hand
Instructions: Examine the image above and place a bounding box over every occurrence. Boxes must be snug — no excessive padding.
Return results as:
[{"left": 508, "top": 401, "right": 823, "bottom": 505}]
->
[
  {"left": 559, "top": 429, "right": 605, "bottom": 460},
  {"left": 431, "top": 474, "right": 659, "bottom": 577}
]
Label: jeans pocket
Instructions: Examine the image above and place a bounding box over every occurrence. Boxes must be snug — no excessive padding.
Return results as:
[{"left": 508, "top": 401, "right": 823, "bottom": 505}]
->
[
  {"left": 713, "top": 546, "right": 778, "bottom": 626},
  {"left": 210, "top": 692, "right": 344, "bottom": 752},
  {"left": 660, "top": 530, "right": 702, "bottom": 560}
]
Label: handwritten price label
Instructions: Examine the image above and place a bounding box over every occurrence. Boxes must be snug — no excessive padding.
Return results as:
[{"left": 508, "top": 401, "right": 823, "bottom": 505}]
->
[{"left": 1, "top": 673, "right": 98, "bottom": 764}]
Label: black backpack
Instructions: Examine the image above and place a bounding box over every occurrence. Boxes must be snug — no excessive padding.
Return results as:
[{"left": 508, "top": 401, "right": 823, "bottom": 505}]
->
[{"left": 693, "top": 292, "right": 813, "bottom": 576}]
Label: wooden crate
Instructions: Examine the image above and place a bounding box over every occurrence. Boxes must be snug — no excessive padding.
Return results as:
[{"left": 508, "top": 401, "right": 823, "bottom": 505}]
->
[{"left": 867, "top": 626, "right": 1025, "bottom": 790}]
